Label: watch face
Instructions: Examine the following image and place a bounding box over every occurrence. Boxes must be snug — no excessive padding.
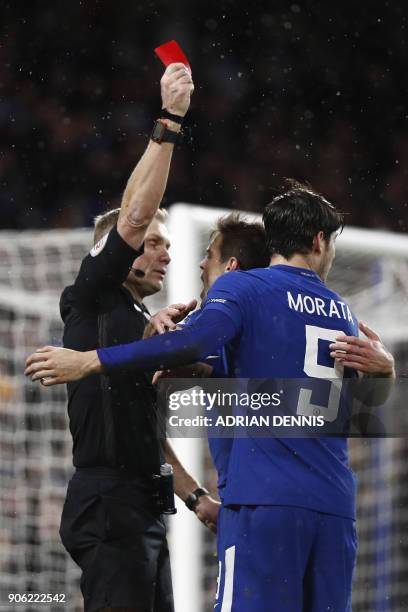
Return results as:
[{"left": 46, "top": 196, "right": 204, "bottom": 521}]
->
[{"left": 152, "top": 121, "right": 166, "bottom": 143}]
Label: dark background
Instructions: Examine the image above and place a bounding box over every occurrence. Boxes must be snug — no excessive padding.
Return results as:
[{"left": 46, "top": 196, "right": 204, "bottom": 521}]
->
[{"left": 1, "top": 0, "right": 407, "bottom": 231}]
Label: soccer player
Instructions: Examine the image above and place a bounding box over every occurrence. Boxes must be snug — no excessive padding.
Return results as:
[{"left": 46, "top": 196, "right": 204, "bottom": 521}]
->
[
  {"left": 151, "top": 213, "right": 270, "bottom": 596},
  {"left": 149, "top": 213, "right": 270, "bottom": 502},
  {"left": 26, "top": 183, "right": 395, "bottom": 611}
]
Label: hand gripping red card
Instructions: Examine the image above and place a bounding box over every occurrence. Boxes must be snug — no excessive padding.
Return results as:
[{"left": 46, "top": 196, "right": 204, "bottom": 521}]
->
[{"left": 154, "top": 40, "right": 191, "bottom": 72}]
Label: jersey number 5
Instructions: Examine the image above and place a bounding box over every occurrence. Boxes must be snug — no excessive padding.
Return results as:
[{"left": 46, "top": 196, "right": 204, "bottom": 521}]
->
[{"left": 297, "top": 325, "right": 344, "bottom": 423}]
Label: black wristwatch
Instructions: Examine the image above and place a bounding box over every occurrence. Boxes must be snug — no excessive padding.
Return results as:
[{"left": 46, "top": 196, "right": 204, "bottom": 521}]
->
[
  {"left": 185, "top": 487, "right": 209, "bottom": 511},
  {"left": 151, "top": 119, "right": 181, "bottom": 144}
]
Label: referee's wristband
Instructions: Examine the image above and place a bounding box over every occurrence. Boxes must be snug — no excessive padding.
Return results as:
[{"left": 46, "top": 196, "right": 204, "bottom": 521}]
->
[
  {"left": 160, "top": 108, "right": 184, "bottom": 125},
  {"left": 185, "top": 487, "right": 209, "bottom": 511}
]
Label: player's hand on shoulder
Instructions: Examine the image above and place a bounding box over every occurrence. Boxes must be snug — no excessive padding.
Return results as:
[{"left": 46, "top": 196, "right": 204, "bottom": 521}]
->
[
  {"left": 24, "top": 346, "right": 101, "bottom": 385},
  {"left": 144, "top": 299, "right": 197, "bottom": 337},
  {"left": 194, "top": 495, "right": 221, "bottom": 534},
  {"left": 329, "top": 321, "right": 395, "bottom": 377},
  {"left": 160, "top": 63, "right": 194, "bottom": 118}
]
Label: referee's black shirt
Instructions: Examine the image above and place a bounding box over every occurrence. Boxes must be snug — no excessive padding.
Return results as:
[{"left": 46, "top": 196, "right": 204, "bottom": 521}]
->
[{"left": 60, "top": 225, "right": 163, "bottom": 479}]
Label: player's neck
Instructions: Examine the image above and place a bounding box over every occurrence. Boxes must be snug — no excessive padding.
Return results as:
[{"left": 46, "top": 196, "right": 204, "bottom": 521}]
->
[{"left": 270, "top": 253, "right": 320, "bottom": 276}]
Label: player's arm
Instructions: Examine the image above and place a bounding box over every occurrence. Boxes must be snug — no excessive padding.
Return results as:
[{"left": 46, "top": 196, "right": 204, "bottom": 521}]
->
[
  {"left": 165, "top": 440, "right": 220, "bottom": 533},
  {"left": 151, "top": 347, "right": 227, "bottom": 384},
  {"left": 26, "top": 273, "right": 244, "bottom": 383},
  {"left": 25, "top": 309, "right": 237, "bottom": 384},
  {"left": 117, "top": 63, "right": 194, "bottom": 250},
  {"left": 329, "top": 321, "right": 396, "bottom": 404}
]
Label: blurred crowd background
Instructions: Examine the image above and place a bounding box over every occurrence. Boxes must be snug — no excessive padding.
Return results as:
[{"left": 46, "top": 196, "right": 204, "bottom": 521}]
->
[{"left": 1, "top": 0, "right": 407, "bottom": 232}]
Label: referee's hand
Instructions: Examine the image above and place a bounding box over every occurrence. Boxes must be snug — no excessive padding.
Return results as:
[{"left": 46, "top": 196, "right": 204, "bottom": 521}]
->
[{"left": 160, "top": 63, "right": 194, "bottom": 118}]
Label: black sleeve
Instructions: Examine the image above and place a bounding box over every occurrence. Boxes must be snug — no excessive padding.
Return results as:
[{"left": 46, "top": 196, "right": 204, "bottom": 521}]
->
[{"left": 72, "top": 224, "right": 142, "bottom": 308}]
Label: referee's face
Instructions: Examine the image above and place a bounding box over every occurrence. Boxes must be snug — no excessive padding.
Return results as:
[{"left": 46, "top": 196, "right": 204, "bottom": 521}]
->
[
  {"left": 126, "top": 219, "right": 171, "bottom": 298},
  {"left": 200, "top": 234, "right": 228, "bottom": 300}
]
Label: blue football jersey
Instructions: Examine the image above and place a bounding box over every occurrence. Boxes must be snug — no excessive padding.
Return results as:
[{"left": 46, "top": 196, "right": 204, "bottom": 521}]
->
[
  {"left": 183, "top": 308, "right": 233, "bottom": 497},
  {"left": 203, "top": 264, "right": 359, "bottom": 519}
]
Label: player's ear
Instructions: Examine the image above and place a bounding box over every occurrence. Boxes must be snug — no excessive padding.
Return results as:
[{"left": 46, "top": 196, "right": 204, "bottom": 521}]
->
[{"left": 225, "top": 257, "right": 239, "bottom": 272}]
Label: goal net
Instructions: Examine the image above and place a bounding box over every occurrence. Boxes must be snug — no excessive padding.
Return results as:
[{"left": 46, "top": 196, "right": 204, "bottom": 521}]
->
[{"left": 0, "top": 204, "right": 407, "bottom": 612}]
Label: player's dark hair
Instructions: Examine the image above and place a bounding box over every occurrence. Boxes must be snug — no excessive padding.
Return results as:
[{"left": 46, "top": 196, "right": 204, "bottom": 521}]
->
[
  {"left": 262, "top": 179, "right": 344, "bottom": 258},
  {"left": 214, "top": 213, "right": 270, "bottom": 270}
]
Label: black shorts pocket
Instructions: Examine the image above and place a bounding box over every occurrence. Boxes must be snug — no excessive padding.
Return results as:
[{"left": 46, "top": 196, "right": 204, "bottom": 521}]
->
[{"left": 59, "top": 480, "right": 104, "bottom": 566}]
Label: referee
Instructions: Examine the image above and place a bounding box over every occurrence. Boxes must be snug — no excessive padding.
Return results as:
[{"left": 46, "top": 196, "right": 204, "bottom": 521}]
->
[{"left": 56, "top": 64, "right": 213, "bottom": 612}]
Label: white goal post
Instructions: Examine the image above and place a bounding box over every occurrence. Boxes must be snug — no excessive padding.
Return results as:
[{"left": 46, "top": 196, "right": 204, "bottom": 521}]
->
[{"left": 0, "top": 204, "right": 408, "bottom": 612}]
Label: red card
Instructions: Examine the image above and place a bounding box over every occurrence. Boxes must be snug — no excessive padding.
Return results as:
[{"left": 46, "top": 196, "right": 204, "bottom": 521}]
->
[{"left": 154, "top": 40, "right": 191, "bottom": 72}]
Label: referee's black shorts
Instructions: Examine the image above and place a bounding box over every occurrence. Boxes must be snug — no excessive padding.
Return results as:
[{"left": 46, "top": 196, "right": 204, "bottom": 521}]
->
[{"left": 59, "top": 468, "right": 174, "bottom": 612}]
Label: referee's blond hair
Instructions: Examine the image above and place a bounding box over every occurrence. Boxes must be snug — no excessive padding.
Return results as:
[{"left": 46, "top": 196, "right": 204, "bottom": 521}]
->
[{"left": 93, "top": 208, "right": 167, "bottom": 244}]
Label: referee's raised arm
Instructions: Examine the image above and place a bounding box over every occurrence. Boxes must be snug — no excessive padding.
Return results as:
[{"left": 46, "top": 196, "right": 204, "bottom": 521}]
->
[{"left": 117, "top": 63, "right": 193, "bottom": 250}]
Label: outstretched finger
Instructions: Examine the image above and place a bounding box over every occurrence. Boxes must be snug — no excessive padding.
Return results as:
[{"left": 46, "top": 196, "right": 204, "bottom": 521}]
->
[
  {"left": 183, "top": 298, "right": 198, "bottom": 314},
  {"left": 359, "top": 321, "right": 381, "bottom": 342},
  {"left": 172, "top": 299, "right": 197, "bottom": 323}
]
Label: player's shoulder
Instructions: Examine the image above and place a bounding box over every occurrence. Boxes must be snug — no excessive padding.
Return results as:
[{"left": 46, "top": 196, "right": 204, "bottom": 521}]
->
[
  {"left": 235, "top": 266, "right": 284, "bottom": 292},
  {"left": 324, "top": 284, "right": 359, "bottom": 332},
  {"left": 208, "top": 268, "right": 281, "bottom": 305},
  {"left": 316, "top": 277, "right": 350, "bottom": 307},
  {"left": 211, "top": 268, "right": 270, "bottom": 290}
]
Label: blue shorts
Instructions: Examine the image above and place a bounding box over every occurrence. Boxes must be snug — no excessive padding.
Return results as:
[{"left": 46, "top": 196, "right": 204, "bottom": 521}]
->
[{"left": 214, "top": 505, "right": 357, "bottom": 612}]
